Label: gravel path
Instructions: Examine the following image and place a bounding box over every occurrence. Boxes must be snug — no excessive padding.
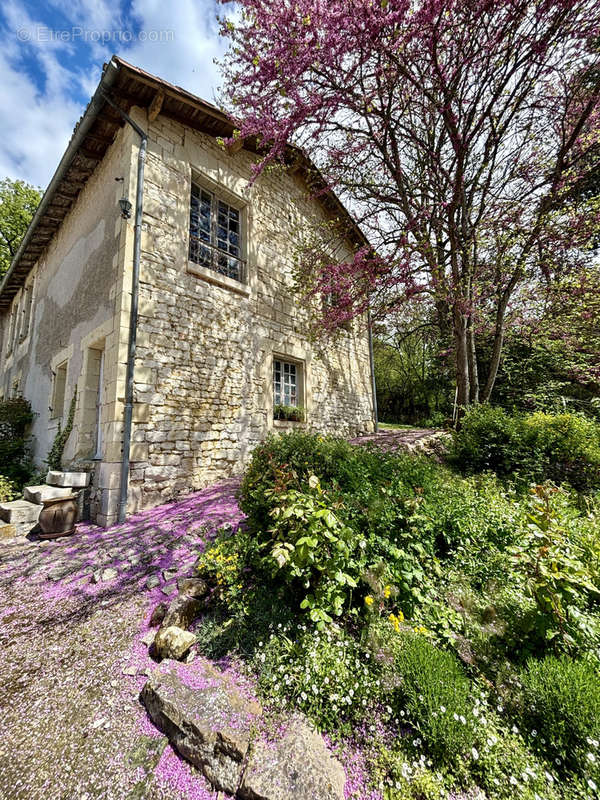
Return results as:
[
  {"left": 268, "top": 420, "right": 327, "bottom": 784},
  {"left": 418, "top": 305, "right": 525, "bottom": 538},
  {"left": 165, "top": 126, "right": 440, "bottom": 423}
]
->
[
  {"left": 350, "top": 427, "right": 444, "bottom": 452},
  {"left": 0, "top": 479, "right": 244, "bottom": 800}
]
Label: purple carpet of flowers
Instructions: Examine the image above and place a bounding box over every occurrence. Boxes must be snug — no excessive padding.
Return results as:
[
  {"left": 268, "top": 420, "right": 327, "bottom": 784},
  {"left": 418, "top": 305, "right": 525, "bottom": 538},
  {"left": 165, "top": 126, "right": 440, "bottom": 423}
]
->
[{"left": 0, "top": 478, "right": 382, "bottom": 799}]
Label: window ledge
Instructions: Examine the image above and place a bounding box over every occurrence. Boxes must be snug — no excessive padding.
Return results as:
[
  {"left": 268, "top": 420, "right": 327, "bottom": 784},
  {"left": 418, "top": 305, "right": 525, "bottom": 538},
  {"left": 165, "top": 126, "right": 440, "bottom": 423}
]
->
[
  {"left": 187, "top": 260, "right": 250, "bottom": 297},
  {"left": 273, "top": 419, "right": 307, "bottom": 428}
]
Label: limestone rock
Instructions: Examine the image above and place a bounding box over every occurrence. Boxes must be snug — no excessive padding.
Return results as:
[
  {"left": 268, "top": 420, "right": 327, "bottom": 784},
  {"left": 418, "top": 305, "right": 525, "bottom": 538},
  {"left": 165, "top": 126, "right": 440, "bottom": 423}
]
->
[
  {"left": 153, "top": 626, "right": 195, "bottom": 660},
  {"left": 92, "top": 567, "right": 118, "bottom": 583},
  {"left": 0, "top": 523, "right": 17, "bottom": 539},
  {"left": 0, "top": 500, "right": 42, "bottom": 525},
  {"left": 146, "top": 575, "right": 160, "bottom": 590},
  {"left": 149, "top": 601, "right": 168, "bottom": 627},
  {"left": 239, "top": 717, "right": 346, "bottom": 800},
  {"left": 161, "top": 593, "right": 203, "bottom": 630},
  {"left": 140, "top": 660, "right": 261, "bottom": 794},
  {"left": 177, "top": 576, "right": 208, "bottom": 598},
  {"left": 24, "top": 485, "right": 72, "bottom": 504},
  {"left": 46, "top": 470, "right": 90, "bottom": 488}
]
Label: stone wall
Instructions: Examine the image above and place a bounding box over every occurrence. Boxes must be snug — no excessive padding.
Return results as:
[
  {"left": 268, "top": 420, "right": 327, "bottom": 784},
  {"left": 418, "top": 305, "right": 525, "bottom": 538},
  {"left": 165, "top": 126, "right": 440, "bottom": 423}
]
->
[
  {"left": 0, "top": 123, "right": 137, "bottom": 524},
  {"left": 0, "top": 104, "right": 374, "bottom": 526},
  {"left": 125, "top": 109, "right": 374, "bottom": 514}
]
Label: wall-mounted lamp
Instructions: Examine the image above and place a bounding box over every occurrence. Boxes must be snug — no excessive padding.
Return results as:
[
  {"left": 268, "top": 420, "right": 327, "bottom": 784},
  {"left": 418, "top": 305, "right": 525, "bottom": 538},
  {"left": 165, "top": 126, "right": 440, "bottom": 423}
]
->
[
  {"left": 115, "top": 177, "right": 132, "bottom": 219},
  {"left": 119, "top": 196, "right": 132, "bottom": 219}
]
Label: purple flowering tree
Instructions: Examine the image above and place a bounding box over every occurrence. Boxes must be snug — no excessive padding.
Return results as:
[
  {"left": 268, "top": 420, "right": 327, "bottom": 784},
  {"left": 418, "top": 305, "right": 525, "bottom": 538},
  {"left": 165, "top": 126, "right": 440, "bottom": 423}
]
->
[{"left": 219, "top": 0, "right": 600, "bottom": 410}]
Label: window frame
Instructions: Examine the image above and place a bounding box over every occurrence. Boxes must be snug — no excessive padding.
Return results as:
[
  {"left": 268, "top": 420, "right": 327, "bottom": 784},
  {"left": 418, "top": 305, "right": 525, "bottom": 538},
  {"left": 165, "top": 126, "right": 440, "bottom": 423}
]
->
[
  {"left": 50, "top": 360, "right": 68, "bottom": 421},
  {"left": 5, "top": 301, "right": 17, "bottom": 357},
  {"left": 272, "top": 355, "right": 306, "bottom": 422},
  {"left": 188, "top": 180, "right": 246, "bottom": 285},
  {"left": 19, "top": 279, "right": 34, "bottom": 343}
]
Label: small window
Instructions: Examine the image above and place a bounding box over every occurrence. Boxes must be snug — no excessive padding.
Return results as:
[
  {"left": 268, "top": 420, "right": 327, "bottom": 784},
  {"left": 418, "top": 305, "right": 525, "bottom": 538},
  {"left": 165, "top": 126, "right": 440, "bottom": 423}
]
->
[
  {"left": 51, "top": 361, "right": 68, "bottom": 420},
  {"left": 19, "top": 281, "right": 34, "bottom": 342},
  {"left": 189, "top": 182, "right": 244, "bottom": 282},
  {"left": 5, "top": 306, "right": 16, "bottom": 356},
  {"left": 274, "top": 359, "right": 298, "bottom": 407},
  {"left": 273, "top": 358, "right": 305, "bottom": 421}
]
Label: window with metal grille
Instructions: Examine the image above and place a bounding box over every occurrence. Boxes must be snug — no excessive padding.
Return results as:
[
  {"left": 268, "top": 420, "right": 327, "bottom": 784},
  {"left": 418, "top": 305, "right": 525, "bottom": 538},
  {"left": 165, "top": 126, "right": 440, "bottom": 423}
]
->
[
  {"left": 189, "top": 183, "right": 244, "bottom": 282},
  {"left": 273, "top": 359, "right": 298, "bottom": 407}
]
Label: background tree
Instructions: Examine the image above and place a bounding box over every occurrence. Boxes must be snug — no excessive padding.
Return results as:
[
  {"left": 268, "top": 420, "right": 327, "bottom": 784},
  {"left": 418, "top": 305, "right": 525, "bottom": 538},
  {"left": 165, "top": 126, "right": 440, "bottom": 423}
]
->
[
  {"left": 220, "top": 0, "right": 600, "bottom": 411},
  {"left": 0, "top": 178, "right": 41, "bottom": 279}
]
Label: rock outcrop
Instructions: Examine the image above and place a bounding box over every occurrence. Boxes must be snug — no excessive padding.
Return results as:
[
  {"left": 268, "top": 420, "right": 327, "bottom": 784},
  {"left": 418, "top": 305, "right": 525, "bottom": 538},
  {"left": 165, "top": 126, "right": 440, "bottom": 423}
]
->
[{"left": 140, "top": 660, "right": 345, "bottom": 800}]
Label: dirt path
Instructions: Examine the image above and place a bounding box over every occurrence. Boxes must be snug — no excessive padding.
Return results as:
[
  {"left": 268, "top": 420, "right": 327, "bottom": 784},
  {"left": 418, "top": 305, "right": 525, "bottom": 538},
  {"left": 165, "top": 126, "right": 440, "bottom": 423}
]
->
[{"left": 0, "top": 479, "right": 243, "bottom": 800}]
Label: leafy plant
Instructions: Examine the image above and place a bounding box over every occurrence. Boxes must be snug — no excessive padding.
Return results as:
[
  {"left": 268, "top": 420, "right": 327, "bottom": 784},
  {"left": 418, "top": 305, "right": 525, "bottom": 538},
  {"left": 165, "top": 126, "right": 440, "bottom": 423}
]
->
[
  {"left": 0, "top": 396, "right": 34, "bottom": 485},
  {"left": 0, "top": 474, "right": 19, "bottom": 502},
  {"left": 273, "top": 404, "right": 305, "bottom": 421},
  {"left": 510, "top": 484, "right": 600, "bottom": 653},
  {"left": 252, "top": 622, "right": 379, "bottom": 732},
  {"left": 517, "top": 655, "right": 600, "bottom": 781},
  {"left": 389, "top": 632, "right": 479, "bottom": 766},
  {"left": 46, "top": 389, "right": 76, "bottom": 471},
  {"left": 262, "top": 473, "right": 359, "bottom": 625}
]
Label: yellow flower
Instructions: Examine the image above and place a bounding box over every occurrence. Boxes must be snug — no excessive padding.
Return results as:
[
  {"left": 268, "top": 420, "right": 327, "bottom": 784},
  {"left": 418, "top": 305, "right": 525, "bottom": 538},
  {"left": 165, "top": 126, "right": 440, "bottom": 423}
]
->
[
  {"left": 383, "top": 585, "right": 391, "bottom": 599},
  {"left": 388, "top": 613, "right": 400, "bottom": 633},
  {"left": 397, "top": 609, "right": 404, "bottom": 622},
  {"left": 413, "top": 625, "right": 428, "bottom": 635},
  {"left": 365, "top": 595, "right": 374, "bottom": 607}
]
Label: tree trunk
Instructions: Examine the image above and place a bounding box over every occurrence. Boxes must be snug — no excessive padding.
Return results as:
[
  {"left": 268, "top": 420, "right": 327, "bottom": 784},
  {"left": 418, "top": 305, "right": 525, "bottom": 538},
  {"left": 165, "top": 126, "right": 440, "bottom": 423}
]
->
[
  {"left": 467, "top": 320, "right": 480, "bottom": 404},
  {"left": 481, "top": 324, "right": 504, "bottom": 403},
  {"left": 453, "top": 307, "right": 470, "bottom": 419}
]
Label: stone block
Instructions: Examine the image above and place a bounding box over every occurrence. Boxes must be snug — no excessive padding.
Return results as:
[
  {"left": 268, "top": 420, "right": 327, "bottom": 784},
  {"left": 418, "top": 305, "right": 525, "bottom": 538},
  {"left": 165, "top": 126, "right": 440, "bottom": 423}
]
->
[
  {"left": 46, "top": 470, "right": 90, "bottom": 488},
  {"left": 24, "top": 485, "right": 73, "bottom": 504},
  {"left": 0, "top": 523, "right": 17, "bottom": 539},
  {"left": 0, "top": 500, "right": 42, "bottom": 525}
]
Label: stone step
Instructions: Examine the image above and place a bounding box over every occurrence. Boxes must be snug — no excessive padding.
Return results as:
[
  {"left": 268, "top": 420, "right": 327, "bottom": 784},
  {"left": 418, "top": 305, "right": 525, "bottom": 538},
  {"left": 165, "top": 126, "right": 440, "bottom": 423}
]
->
[
  {"left": 46, "top": 470, "right": 90, "bottom": 488},
  {"left": 24, "top": 484, "right": 73, "bottom": 504},
  {"left": 0, "top": 499, "right": 43, "bottom": 525}
]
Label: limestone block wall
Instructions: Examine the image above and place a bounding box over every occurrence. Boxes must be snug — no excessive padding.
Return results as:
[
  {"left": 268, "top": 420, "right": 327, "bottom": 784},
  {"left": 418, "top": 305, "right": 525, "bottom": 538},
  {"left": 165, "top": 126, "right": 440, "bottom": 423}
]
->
[
  {"left": 126, "top": 110, "right": 374, "bottom": 513},
  {"left": 0, "top": 123, "right": 137, "bottom": 525}
]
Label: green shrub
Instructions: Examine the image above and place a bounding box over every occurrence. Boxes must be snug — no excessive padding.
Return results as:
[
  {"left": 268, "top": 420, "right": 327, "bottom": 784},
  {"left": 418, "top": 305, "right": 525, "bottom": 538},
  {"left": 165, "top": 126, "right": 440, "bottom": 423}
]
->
[
  {"left": 517, "top": 655, "right": 600, "bottom": 780},
  {"left": 509, "top": 485, "right": 600, "bottom": 655},
  {"left": 0, "top": 397, "right": 34, "bottom": 485},
  {"left": 0, "top": 474, "right": 19, "bottom": 502},
  {"left": 390, "top": 633, "right": 478, "bottom": 766},
  {"left": 252, "top": 623, "right": 379, "bottom": 733},
  {"left": 450, "top": 406, "right": 600, "bottom": 491},
  {"left": 471, "top": 725, "right": 562, "bottom": 800},
  {"left": 240, "top": 431, "right": 432, "bottom": 527}
]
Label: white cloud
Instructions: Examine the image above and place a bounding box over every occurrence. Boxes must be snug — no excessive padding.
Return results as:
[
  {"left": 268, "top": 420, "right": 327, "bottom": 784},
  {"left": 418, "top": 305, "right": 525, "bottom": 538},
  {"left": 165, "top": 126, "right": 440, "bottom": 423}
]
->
[
  {"left": 0, "top": 0, "right": 227, "bottom": 186},
  {"left": 121, "top": 0, "right": 226, "bottom": 103}
]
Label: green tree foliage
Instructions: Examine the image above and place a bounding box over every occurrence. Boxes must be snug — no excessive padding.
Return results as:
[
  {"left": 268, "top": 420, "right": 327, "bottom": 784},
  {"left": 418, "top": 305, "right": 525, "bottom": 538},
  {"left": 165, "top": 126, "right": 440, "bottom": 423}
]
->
[
  {"left": 374, "top": 310, "right": 453, "bottom": 425},
  {"left": 0, "top": 177, "right": 41, "bottom": 279}
]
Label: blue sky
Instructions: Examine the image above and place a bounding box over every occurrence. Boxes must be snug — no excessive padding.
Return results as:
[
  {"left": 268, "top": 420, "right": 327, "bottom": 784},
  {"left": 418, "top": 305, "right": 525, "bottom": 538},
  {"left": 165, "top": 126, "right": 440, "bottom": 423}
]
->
[{"left": 0, "top": 0, "right": 229, "bottom": 187}]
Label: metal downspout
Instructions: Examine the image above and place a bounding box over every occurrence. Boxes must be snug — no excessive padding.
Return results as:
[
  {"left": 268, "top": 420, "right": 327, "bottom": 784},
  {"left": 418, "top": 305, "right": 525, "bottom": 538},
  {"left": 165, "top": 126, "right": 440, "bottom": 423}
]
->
[
  {"left": 102, "top": 94, "right": 147, "bottom": 524},
  {"left": 367, "top": 308, "right": 379, "bottom": 433}
]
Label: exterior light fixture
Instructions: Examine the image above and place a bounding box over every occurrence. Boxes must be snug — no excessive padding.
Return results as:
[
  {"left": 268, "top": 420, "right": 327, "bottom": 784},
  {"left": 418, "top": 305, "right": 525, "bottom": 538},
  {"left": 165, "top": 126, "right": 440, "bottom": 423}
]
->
[
  {"left": 119, "top": 196, "right": 132, "bottom": 219},
  {"left": 115, "top": 176, "right": 132, "bottom": 219}
]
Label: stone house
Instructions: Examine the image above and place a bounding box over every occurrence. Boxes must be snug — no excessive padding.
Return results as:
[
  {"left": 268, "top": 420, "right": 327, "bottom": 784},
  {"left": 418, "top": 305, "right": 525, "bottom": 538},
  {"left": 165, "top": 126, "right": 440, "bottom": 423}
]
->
[{"left": 0, "top": 57, "right": 376, "bottom": 527}]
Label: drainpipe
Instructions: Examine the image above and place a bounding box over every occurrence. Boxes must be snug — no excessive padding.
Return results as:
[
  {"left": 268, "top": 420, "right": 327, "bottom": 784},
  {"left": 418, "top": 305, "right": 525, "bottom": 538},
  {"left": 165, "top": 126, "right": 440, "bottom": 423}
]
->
[
  {"left": 102, "top": 93, "right": 147, "bottom": 524},
  {"left": 367, "top": 308, "right": 379, "bottom": 433}
]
